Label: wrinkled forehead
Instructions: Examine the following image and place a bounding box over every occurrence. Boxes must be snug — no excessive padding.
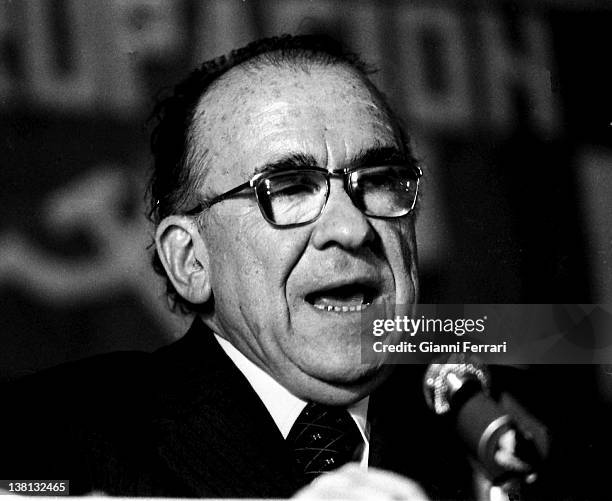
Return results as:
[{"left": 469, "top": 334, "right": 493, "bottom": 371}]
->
[{"left": 191, "top": 62, "right": 401, "bottom": 189}]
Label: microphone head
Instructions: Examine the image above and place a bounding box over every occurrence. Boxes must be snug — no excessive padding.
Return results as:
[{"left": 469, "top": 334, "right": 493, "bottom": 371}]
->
[{"left": 423, "top": 354, "right": 491, "bottom": 415}]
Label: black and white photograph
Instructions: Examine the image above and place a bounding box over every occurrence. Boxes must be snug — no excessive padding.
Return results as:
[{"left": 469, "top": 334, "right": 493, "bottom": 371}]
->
[{"left": 1, "top": 0, "right": 611, "bottom": 499}]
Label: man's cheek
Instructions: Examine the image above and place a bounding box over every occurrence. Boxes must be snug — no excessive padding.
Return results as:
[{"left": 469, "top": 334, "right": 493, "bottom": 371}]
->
[
  {"left": 376, "top": 223, "right": 411, "bottom": 260},
  {"left": 380, "top": 223, "right": 418, "bottom": 299},
  {"left": 390, "top": 221, "right": 417, "bottom": 263},
  {"left": 254, "top": 232, "right": 311, "bottom": 277}
]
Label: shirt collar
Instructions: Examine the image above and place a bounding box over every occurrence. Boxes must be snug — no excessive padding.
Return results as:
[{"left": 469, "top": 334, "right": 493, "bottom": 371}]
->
[{"left": 214, "top": 334, "right": 369, "bottom": 443}]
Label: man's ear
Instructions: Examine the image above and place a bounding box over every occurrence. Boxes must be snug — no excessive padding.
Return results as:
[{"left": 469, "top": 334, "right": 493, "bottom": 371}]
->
[{"left": 155, "top": 215, "right": 211, "bottom": 305}]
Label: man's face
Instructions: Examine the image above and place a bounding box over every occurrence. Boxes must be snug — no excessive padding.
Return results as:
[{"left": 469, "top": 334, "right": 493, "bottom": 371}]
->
[{"left": 193, "top": 63, "right": 418, "bottom": 404}]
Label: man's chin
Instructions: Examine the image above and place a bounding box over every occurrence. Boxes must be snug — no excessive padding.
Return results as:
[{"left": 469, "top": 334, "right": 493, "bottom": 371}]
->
[
  {"left": 316, "top": 361, "right": 384, "bottom": 385},
  {"left": 290, "top": 361, "right": 393, "bottom": 405}
]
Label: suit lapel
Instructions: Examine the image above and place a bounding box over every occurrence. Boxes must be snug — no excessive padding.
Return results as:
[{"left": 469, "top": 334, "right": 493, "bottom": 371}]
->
[{"left": 150, "top": 319, "right": 301, "bottom": 497}]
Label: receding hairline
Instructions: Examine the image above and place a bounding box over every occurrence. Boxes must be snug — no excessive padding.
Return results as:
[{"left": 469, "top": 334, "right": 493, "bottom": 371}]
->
[
  {"left": 198, "top": 55, "right": 382, "bottom": 118},
  {"left": 185, "top": 57, "right": 400, "bottom": 189}
]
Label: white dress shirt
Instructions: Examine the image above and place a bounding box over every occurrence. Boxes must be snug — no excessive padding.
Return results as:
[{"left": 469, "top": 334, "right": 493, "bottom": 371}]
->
[{"left": 214, "top": 334, "right": 370, "bottom": 468}]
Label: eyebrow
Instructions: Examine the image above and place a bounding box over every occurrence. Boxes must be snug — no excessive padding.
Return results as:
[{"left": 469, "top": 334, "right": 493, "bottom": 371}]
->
[
  {"left": 254, "top": 153, "right": 319, "bottom": 174},
  {"left": 254, "top": 145, "right": 409, "bottom": 175},
  {"left": 348, "top": 145, "right": 409, "bottom": 169}
]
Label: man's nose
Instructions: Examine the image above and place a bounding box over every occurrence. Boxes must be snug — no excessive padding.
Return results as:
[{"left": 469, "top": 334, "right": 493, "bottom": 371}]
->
[{"left": 311, "top": 178, "right": 375, "bottom": 250}]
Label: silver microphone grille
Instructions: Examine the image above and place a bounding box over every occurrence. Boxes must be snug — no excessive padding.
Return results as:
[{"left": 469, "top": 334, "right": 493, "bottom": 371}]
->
[{"left": 423, "top": 354, "right": 491, "bottom": 415}]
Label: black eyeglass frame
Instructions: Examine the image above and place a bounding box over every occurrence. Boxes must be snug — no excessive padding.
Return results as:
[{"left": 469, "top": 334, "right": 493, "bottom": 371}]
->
[{"left": 186, "top": 164, "right": 423, "bottom": 228}]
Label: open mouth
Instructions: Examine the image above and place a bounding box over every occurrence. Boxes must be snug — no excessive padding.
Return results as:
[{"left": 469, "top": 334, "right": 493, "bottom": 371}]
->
[{"left": 304, "top": 283, "right": 378, "bottom": 313}]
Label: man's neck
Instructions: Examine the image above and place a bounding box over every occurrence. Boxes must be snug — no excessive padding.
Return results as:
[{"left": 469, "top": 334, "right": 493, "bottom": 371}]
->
[{"left": 213, "top": 333, "right": 370, "bottom": 466}]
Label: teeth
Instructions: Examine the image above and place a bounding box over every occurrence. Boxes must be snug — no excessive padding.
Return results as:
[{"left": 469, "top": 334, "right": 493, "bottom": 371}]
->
[{"left": 312, "top": 303, "right": 371, "bottom": 312}]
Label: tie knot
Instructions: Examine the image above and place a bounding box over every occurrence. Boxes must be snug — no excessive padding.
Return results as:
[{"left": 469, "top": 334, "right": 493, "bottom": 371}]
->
[{"left": 287, "top": 402, "right": 364, "bottom": 485}]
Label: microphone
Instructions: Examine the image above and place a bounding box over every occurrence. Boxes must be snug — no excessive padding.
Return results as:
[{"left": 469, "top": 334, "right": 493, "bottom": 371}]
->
[{"left": 423, "top": 355, "right": 542, "bottom": 487}]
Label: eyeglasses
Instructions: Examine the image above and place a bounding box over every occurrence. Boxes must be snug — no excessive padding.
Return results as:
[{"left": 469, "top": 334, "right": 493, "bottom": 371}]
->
[{"left": 186, "top": 164, "right": 422, "bottom": 227}]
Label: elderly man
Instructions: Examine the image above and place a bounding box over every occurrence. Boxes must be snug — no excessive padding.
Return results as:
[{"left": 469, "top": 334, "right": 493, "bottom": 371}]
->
[
  {"left": 147, "top": 33, "right": 435, "bottom": 498},
  {"left": 4, "top": 34, "right": 595, "bottom": 499}
]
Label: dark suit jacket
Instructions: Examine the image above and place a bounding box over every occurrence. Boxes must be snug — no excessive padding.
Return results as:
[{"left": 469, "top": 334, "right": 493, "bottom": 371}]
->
[{"left": 0, "top": 319, "right": 608, "bottom": 499}]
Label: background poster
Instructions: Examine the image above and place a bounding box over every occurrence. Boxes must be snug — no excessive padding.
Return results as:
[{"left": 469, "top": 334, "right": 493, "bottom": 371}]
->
[{"left": 0, "top": 0, "right": 610, "bottom": 396}]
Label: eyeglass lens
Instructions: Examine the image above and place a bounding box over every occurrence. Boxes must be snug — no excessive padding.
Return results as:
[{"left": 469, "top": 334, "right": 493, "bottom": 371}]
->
[
  {"left": 350, "top": 165, "right": 417, "bottom": 217},
  {"left": 254, "top": 166, "right": 418, "bottom": 226}
]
